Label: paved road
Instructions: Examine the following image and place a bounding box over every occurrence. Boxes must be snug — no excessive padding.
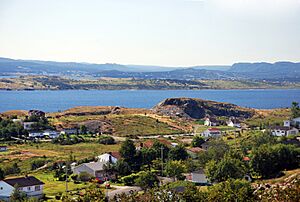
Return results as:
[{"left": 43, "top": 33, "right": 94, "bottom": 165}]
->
[{"left": 107, "top": 185, "right": 141, "bottom": 200}]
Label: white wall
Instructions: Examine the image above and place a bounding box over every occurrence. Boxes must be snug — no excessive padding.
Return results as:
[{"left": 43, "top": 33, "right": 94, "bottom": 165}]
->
[{"left": 0, "top": 181, "right": 14, "bottom": 198}]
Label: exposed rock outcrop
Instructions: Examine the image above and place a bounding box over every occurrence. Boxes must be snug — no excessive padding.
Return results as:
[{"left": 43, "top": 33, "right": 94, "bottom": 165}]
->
[{"left": 153, "top": 98, "right": 255, "bottom": 119}]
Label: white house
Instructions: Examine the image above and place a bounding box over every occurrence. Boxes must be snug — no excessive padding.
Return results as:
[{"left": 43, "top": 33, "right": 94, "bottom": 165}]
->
[
  {"left": 202, "top": 128, "right": 222, "bottom": 138},
  {"left": 283, "top": 120, "right": 291, "bottom": 127},
  {"left": 97, "top": 153, "right": 118, "bottom": 164},
  {"left": 292, "top": 117, "right": 300, "bottom": 128},
  {"left": 227, "top": 118, "right": 241, "bottom": 128},
  {"left": 270, "top": 126, "right": 299, "bottom": 137},
  {"left": 72, "top": 161, "right": 107, "bottom": 180},
  {"left": 28, "top": 131, "right": 44, "bottom": 138},
  {"left": 60, "top": 128, "right": 77, "bottom": 135},
  {"left": 0, "top": 176, "right": 44, "bottom": 201},
  {"left": 204, "top": 117, "right": 219, "bottom": 126},
  {"left": 186, "top": 170, "right": 208, "bottom": 185},
  {"left": 0, "top": 146, "right": 7, "bottom": 152},
  {"left": 23, "top": 122, "right": 36, "bottom": 130},
  {"left": 43, "top": 130, "right": 60, "bottom": 139}
]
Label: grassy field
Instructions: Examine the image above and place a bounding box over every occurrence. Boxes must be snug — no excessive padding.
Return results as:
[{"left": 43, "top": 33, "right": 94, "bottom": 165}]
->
[
  {"left": 110, "top": 115, "right": 183, "bottom": 137},
  {"left": 246, "top": 108, "right": 291, "bottom": 128},
  {"left": 50, "top": 114, "right": 184, "bottom": 137},
  {"left": 34, "top": 171, "right": 92, "bottom": 197},
  {"left": 0, "top": 142, "right": 121, "bottom": 173}
]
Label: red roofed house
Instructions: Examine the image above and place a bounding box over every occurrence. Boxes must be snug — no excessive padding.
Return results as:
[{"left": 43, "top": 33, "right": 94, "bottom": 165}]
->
[
  {"left": 202, "top": 128, "right": 222, "bottom": 138},
  {"left": 137, "top": 138, "right": 172, "bottom": 150}
]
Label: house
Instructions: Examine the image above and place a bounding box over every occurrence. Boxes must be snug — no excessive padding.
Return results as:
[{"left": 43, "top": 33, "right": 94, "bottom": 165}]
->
[
  {"left": 227, "top": 118, "right": 241, "bottom": 128},
  {"left": 23, "top": 122, "right": 36, "bottom": 130},
  {"left": 28, "top": 131, "right": 44, "bottom": 138},
  {"left": 137, "top": 138, "right": 172, "bottom": 150},
  {"left": 270, "top": 126, "right": 299, "bottom": 136},
  {"left": 292, "top": 117, "right": 300, "bottom": 128},
  {"left": 97, "top": 153, "right": 119, "bottom": 164},
  {"left": 283, "top": 120, "right": 291, "bottom": 127},
  {"left": 28, "top": 110, "right": 45, "bottom": 117},
  {"left": 186, "top": 147, "right": 205, "bottom": 158},
  {"left": 72, "top": 161, "right": 111, "bottom": 180},
  {"left": 0, "top": 146, "right": 7, "bottom": 152},
  {"left": 43, "top": 130, "right": 60, "bottom": 139},
  {"left": 204, "top": 117, "right": 219, "bottom": 126},
  {"left": 12, "top": 119, "right": 22, "bottom": 123},
  {"left": 186, "top": 170, "right": 209, "bottom": 185},
  {"left": 202, "top": 128, "right": 222, "bottom": 138},
  {"left": 60, "top": 128, "right": 78, "bottom": 135},
  {"left": 0, "top": 176, "right": 44, "bottom": 201}
]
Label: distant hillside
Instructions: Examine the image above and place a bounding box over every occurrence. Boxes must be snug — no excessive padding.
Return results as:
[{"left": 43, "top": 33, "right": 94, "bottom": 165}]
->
[
  {"left": 229, "top": 62, "right": 300, "bottom": 81},
  {"left": 0, "top": 57, "right": 130, "bottom": 74},
  {"left": 153, "top": 97, "right": 255, "bottom": 119},
  {"left": 1, "top": 57, "right": 300, "bottom": 81}
]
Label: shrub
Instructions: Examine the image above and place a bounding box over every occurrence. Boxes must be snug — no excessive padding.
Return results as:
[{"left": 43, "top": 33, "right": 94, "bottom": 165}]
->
[
  {"left": 98, "top": 136, "right": 115, "bottom": 145},
  {"left": 78, "top": 172, "right": 93, "bottom": 182}
]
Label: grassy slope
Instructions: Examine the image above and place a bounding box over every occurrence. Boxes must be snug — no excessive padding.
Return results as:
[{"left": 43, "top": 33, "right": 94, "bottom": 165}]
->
[{"left": 1, "top": 76, "right": 300, "bottom": 90}]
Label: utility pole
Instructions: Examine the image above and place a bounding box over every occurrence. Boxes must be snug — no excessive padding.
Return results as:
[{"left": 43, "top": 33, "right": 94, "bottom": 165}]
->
[
  {"left": 161, "top": 146, "right": 164, "bottom": 176},
  {"left": 63, "top": 165, "right": 68, "bottom": 193}
]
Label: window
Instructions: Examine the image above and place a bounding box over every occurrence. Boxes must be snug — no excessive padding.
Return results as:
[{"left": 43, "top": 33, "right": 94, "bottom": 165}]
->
[
  {"left": 0, "top": 187, "right": 3, "bottom": 190},
  {"left": 27, "top": 186, "right": 31, "bottom": 191},
  {"left": 35, "top": 185, "right": 40, "bottom": 191}
]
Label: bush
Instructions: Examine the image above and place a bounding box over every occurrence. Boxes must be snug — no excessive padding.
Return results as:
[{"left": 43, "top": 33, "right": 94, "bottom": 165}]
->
[
  {"left": 31, "top": 159, "right": 47, "bottom": 170},
  {"left": 121, "top": 173, "right": 139, "bottom": 186},
  {"left": 135, "top": 171, "right": 159, "bottom": 190},
  {"left": 78, "top": 172, "right": 93, "bottom": 182},
  {"left": 98, "top": 136, "right": 115, "bottom": 145}
]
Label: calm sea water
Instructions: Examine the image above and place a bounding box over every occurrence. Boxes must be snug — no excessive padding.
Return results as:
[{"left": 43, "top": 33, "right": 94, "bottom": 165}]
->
[{"left": 0, "top": 89, "right": 299, "bottom": 112}]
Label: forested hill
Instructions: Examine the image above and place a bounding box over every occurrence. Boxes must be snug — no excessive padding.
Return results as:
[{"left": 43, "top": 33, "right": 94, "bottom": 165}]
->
[{"left": 0, "top": 57, "right": 300, "bottom": 81}]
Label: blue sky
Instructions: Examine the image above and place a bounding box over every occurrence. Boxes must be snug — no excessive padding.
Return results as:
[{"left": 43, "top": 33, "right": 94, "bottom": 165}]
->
[{"left": 0, "top": 0, "right": 300, "bottom": 66}]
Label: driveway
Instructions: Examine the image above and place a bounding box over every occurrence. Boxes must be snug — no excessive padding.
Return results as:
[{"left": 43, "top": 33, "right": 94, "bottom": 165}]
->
[{"left": 106, "top": 185, "right": 141, "bottom": 200}]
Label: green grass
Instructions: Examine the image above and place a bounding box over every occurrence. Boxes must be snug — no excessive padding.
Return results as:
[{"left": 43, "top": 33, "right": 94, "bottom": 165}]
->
[
  {"left": 1, "top": 142, "right": 121, "bottom": 175},
  {"left": 110, "top": 115, "right": 183, "bottom": 137},
  {"left": 34, "top": 171, "right": 92, "bottom": 197}
]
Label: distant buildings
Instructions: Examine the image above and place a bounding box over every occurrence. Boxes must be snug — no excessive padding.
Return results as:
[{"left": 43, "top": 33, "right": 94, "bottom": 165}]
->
[
  {"left": 185, "top": 169, "right": 209, "bottom": 185},
  {"left": 270, "top": 126, "right": 299, "bottom": 137},
  {"left": 0, "top": 146, "right": 7, "bottom": 152},
  {"left": 0, "top": 176, "right": 44, "bottom": 201},
  {"left": 23, "top": 122, "right": 36, "bottom": 130},
  {"left": 227, "top": 118, "right": 241, "bottom": 128},
  {"left": 202, "top": 128, "right": 222, "bottom": 138},
  {"left": 270, "top": 119, "right": 299, "bottom": 137},
  {"left": 204, "top": 117, "right": 219, "bottom": 127}
]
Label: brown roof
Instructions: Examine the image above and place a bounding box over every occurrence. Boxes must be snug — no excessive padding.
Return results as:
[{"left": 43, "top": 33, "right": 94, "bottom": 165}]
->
[
  {"left": 4, "top": 176, "right": 44, "bottom": 187},
  {"left": 187, "top": 147, "right": 205, "bottom": 153},
  {"left": 208, "top": 128, "right": 221, "bottom": 131},
  {"left": 110, "top": 151, "right": 121, "bottom": 160},
  {"left": 243, "top": 156, "right": 250, "bottom": 161},
  {"left": 142, "top": 139, "right": 172, "bottom": 148}
]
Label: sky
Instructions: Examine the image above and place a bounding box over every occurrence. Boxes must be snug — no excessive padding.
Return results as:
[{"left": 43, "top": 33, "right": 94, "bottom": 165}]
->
[{"left": 0, "top": 0, "right": 300, "bottom": 67}]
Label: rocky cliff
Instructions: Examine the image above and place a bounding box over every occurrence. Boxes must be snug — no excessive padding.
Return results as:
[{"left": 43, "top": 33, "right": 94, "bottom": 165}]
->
[{"left": 153, "top": 98, "right": 255, "bottom": 119}]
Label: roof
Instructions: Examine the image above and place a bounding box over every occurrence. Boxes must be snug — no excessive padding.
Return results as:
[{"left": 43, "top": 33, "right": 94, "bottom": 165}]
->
[
  {"left": 243, "top": 156, "right": 251, "bottom": 161},
  {"left": 4, "top": 176, "right": 44, "bottom": 187},
  {"left": 187, "top": 147, "right": 205, "bottom": 153},
  {"left": 208, "top": 128, "right": 221, "bottom": 132},
  {"left": 270, "top": 126, "right": 295, "bottom": 131},
  {"left": 0, "top": 145, "right": 7, "bottom": 148},
  {"left": 141, "top": 139, "right": 172, "bottom": 148},
  {"left": 84, "top": 161, "right": 105, "bottom": 171},
  {"left": 110, "top": 151, "right": 121, "bottom": 159}
]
